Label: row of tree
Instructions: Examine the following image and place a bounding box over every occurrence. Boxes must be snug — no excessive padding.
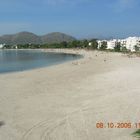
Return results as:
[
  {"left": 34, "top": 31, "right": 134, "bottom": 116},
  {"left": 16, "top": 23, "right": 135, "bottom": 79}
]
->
[
  {"left": 2, "top": 39, "right": 140, "bottom": 53},
  {"left": 3, "top": 39, "right": 98, "bottom": 49}
]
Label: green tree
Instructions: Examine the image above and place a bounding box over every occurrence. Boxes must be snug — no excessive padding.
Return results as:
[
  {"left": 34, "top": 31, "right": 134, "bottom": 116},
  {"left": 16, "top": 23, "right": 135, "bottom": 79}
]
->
[
  {"left": 89, "top": 39, "right": 98, "bottom": 49},
  {"left": 134, "top": 45, "right": 139, "bottom": 52},
  {"left": 100, "top": 41, "right": 107, "bottom": 50},
  {"left": 82, "top": 39, "right": 88, "bottom": 48},
  {"left": 68, "top": 40, "right": 81, "bottom": 48},
  {"left": 114, "top": 42, "right": 121, "bottom": 52},
  {"left": 121, "top": 47, "right": 128, "bottom": 53},
  {"left": 60, "top": 41, "right": 68, "bottom": 48}
]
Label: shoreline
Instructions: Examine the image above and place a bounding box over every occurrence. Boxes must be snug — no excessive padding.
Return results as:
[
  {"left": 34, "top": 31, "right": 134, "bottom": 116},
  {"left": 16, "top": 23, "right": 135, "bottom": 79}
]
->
[
  {"left": 0, "top": 49, "right": 84, "bottom": 75},
  {"left": 0, "top": 49, "right": 140, "bottom": 140}
]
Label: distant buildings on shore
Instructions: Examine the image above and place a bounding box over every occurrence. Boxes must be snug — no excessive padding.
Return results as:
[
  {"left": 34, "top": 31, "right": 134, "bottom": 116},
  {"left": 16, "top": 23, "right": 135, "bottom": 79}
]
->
[
  {"left": 97, "top": 37, "right": 140, "bottom": 52},
  {"left": 0, "top": 44, "right": 5, "bottom": 49},
  {"left": 1, "top": 36, "right": 140, "bottom": 52}
]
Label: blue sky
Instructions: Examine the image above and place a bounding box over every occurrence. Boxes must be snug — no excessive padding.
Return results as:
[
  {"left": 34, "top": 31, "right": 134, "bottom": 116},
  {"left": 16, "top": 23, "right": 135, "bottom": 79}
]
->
[{"left": 0, "top": 0, "right": 140, "bottom": 38}]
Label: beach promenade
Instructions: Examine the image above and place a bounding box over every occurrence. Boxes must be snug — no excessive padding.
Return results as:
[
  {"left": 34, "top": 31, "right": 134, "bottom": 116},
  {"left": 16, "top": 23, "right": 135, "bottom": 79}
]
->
[{"left": 0, "top": 49, "right": 139, "bottom": 140}]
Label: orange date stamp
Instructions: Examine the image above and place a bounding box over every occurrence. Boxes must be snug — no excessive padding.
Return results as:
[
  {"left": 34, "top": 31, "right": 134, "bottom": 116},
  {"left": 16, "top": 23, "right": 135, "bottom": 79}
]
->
[{"left": 96, "top": 122, "right": 140, "bottom": 129}]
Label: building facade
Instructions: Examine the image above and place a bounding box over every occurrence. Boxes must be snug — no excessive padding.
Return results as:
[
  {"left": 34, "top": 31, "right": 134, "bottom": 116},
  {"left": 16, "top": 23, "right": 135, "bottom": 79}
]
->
[
  {"left": 98, "top": 37, "right": 140, "bottom": 52},
  {"left": 125, "top": 37, "right": 140, "bottom": 52},
  {"left": 107, "top": 39, "right": 117, "bottom": 50}
]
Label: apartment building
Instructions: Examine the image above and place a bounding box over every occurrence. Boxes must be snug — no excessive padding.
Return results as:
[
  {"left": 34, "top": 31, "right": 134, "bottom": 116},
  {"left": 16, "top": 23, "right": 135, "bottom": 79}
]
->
[{"left": 98, "top": 37, "right": 140, "bottom": 52}]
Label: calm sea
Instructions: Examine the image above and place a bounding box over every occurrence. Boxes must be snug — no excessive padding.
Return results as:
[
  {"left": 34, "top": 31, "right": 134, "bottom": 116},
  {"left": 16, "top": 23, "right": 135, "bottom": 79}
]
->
[{"left": 0, "top": 50, "right": 82, "bottom": 73}]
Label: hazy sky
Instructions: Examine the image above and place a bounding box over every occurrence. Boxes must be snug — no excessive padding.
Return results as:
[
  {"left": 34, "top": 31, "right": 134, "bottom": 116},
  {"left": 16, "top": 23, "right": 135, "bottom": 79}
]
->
[{"left": 0, "top": 0, "right": 140, "bottom": 38}]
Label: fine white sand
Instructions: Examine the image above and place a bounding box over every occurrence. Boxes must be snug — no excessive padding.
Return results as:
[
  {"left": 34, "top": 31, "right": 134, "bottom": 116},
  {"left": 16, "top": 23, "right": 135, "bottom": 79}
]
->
[{"left": 0, "top": 49, "right": 139, "bottom": 140}]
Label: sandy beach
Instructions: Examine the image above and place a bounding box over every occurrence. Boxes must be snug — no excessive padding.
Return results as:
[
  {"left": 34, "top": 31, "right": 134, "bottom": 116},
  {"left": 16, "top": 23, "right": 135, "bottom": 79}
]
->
[{"left": 0, "top": 49, "right": 140, "bottom": 140}]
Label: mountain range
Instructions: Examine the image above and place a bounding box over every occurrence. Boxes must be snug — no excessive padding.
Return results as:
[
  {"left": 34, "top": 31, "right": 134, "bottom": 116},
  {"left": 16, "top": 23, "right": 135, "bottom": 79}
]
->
[{"left": 0, "top": 32, "right": 76, "bottom": 45}]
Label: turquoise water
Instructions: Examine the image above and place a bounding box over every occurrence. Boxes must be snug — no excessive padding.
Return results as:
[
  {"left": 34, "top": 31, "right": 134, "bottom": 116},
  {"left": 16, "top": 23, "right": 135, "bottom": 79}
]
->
[{"left": 0, "top": 50, "right": 82, "bottom": 73}]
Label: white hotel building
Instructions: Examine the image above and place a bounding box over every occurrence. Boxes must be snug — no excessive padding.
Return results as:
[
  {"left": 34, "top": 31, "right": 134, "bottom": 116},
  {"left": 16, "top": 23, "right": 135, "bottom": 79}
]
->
[
  {"left": 107, "top": 39, "right": 117, "bottom": 50},
  {"left": 124, "top": 37, "right": 140, "bottom": 52},
  {"left": 98, "top": 37, "right": 140, "bottom": 52},
  {"left": 97, "top": 39, "right": 117, "bottom": 50}
]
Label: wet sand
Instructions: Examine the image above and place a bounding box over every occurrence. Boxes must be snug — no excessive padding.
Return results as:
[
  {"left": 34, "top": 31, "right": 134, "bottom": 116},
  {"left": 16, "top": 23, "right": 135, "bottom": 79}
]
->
[{"left": 0, "top": 49, "right": 139, "bottom": 140}]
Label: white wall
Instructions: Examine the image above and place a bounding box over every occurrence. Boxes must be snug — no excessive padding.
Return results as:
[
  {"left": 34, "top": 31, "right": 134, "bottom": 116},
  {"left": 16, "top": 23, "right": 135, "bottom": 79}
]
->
[
  {"left": 125, "top": 37, "right": 140, "bottom": 52},
  {"left": 107, "top": 40, "right": 116, "bottom": 49},
  {"left": 0, "top": 44, "right": 4, "bottom": 49}
]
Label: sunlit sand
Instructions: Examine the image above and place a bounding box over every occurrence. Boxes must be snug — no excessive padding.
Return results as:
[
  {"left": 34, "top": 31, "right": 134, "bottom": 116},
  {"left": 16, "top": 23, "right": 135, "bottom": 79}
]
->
[{"left": 0, "top": 49, "right": 139, "bottom": 140}]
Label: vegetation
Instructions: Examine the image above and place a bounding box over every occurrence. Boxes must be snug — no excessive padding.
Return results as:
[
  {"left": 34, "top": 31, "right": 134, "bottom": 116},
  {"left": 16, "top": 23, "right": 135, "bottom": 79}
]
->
[
  {"left": 89, "top": 39, "right": 98, "bottom": 49},
  {"left": 1, "top": 31, "right": 140, "bottom": 55},
  {"left": 2, "top": 38, "right": 140, "bottom": 56},
  {"left": 114, "top": 42, "right": 121, "bottom": 52},
  {"left": 99, "top": 41, "right": 107, "bottom": 50},
  {"left": 2, "top": 39, "right": 99, "bottom": 50},
  {"left": 135, "top": 45, "right": 140, "bottom": 52},
  {"left": 132, "top": 129, "right": 140, "bottom": 138},
  {"left": 121, "top": 46, "right": 130, "bottom": 53}
]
